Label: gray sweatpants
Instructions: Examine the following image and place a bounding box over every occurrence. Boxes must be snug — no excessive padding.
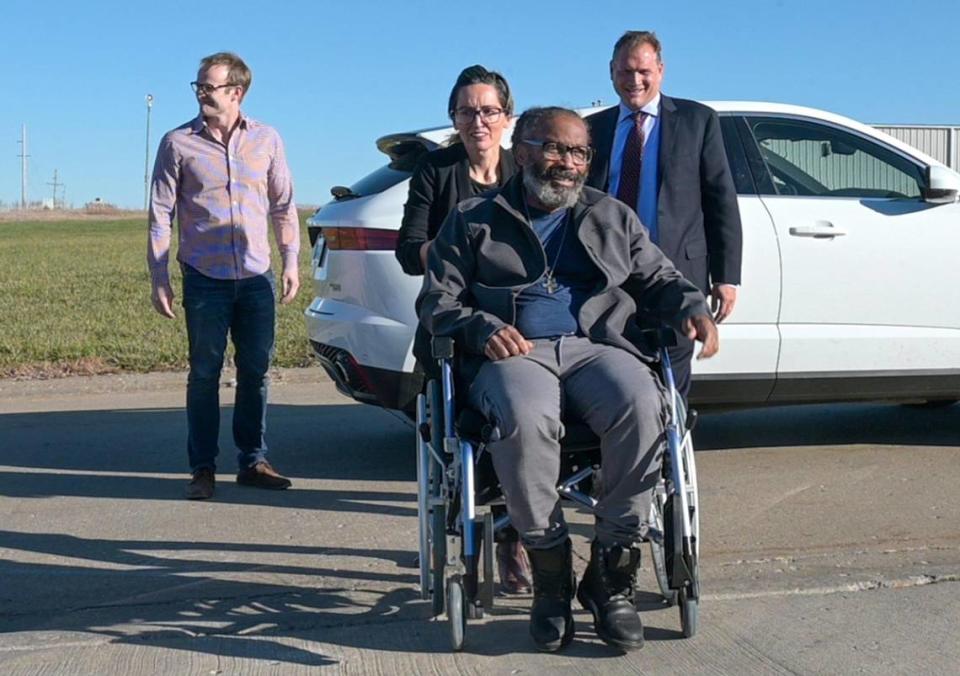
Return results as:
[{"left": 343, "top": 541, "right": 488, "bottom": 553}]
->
[{"left": 467, "top": 336, "right": 666, "bottom": 550}]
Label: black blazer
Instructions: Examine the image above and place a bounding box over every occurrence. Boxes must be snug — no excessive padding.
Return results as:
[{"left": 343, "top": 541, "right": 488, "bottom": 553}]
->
[
  {"left": 395, "top": 143, "right": 517, "bottom": 276},
  {"left": 585, "top": 96, "right": 742, "bottom": 293}
]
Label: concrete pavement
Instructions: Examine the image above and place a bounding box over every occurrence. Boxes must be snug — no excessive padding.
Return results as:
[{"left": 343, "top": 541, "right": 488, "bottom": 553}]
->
[{"left": 1, "top": 368, "right": 958, "bottom": 674}]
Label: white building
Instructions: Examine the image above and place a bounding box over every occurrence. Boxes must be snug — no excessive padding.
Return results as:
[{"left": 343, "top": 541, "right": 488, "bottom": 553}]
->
[{"left": 874, "top": 124, "right": 959, "bottom": 169}]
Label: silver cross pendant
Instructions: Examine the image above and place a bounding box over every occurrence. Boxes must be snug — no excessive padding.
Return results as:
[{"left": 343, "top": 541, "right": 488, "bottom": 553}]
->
[{"left": 544, "top": 272, "right": 558, "bottom": 294}]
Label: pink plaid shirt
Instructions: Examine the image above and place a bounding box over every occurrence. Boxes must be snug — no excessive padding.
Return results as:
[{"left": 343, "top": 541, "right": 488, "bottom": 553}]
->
[{"left": 148, "top": 113, "right": 299, "bottom": 283}]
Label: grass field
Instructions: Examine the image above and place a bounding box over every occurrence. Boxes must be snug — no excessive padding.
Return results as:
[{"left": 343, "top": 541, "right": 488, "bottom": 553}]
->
[{"left": 0, "top": 214, "right": 316, "bottom": 378}]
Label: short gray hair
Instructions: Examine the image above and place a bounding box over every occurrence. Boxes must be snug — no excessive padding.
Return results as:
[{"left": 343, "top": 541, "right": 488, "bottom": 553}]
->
[{"left": 510, "top": 106, "right": 587, "bottom": 148}]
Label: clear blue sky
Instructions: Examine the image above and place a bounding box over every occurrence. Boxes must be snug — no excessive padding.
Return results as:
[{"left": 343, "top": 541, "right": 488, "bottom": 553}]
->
[{"left": 3, "top": 0, "right": 958, "bottom": 209}]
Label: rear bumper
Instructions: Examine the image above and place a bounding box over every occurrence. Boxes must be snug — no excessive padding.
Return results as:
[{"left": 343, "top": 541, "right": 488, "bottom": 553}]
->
[{"left": 310, "top": 341, "right": 423, "bottom": 412}]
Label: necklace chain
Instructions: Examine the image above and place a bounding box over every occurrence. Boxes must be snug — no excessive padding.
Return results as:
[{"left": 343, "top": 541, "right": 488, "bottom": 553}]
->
[{"left": 521, "top": 195, "right": 570, "bottom": 294}]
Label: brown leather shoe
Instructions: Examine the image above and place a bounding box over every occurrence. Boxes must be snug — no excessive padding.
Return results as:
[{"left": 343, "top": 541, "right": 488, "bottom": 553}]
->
[
  {"left": 185, "top": 467, "right": 215, "bottom": 500},
  {"left": 236, "top": 461, "right": 292, "bottom": 490},
  {"left": 497, "top": 540, "right": 533, "bottom": 594}
]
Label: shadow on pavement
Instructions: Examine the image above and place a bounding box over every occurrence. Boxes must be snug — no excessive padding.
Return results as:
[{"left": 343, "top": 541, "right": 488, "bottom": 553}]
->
[
  {"left": 0, "top": 472, "right": 416, "bottom": 515},
  {"left": 0, "top": 403, "right": 413, "bottom": 480},
  {"left": 0, "top": 529, "right": 684, "bottom": 661},
  {"left": 694, "top": 402, "right": 960, "bottom": 451},
  {"left": 4, "top": 400, "right": 958, "bottom": 480},
  {"left": 0, "top": 528, "right": 425, "bottom": 665}
]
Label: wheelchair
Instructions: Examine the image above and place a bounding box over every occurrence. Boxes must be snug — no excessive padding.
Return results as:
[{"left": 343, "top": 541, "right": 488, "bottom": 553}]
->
[{"left": 414, "top": 332, "right": 701, "bottom": 651}]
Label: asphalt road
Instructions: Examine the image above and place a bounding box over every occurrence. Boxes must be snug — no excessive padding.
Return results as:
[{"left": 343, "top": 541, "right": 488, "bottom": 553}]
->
[{"left": 1, "top": 369, "right": 958, "bottom": 675}]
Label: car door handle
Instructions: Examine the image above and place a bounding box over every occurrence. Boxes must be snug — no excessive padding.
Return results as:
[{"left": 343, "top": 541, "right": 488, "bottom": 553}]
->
[{"left": 788, "top": 223, "right": 847, "bottom": 238}]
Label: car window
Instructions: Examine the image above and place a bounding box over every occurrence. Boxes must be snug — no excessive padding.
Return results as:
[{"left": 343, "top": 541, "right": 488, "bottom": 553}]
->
[
  {"left": 745, "top": 116, "right": 924, "bottom": 199},
  {"left": 348, "top": 165, "right": 411, "bottom": 197},
  {"left": 345, "top": 141, "right": 429, "bottom": 198},
  {"left": 719, "top": 116, "right": 756, "bottom": 195}
]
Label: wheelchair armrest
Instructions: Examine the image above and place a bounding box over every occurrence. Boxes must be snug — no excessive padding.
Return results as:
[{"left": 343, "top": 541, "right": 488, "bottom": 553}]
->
[
  {"left": 641, "top": 327, "right": 678, "bottom": 350},
  {"left": 431, "top": 336, "right": 455, "bottom": 360}
]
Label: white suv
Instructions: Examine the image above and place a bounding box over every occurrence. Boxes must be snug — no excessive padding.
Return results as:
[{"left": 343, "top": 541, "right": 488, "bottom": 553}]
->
[{"left": 305, "top": 102, "right": 960, "bottom": 413}]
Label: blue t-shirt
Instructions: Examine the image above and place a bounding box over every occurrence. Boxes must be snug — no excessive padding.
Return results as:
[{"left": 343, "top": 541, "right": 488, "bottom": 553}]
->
[{"left": 515, "top": 207, "right": 600, "bottom": 339}]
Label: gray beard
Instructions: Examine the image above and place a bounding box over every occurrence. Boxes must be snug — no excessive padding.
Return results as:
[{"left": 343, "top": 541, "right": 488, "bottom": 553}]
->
[{"left": 522, "top": 169, "right": 582, "bottom": 211}]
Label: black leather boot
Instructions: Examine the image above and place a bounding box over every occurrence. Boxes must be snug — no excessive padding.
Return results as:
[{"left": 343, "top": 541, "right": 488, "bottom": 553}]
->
[
  {"left": 526, "top": 539, "right": 575, "bottom": 651},
  {"left": 576, "top": 539, "right": 644, "bottom": 651}
]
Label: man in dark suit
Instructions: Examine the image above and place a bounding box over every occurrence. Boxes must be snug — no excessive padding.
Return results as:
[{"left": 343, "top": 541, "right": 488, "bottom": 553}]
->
[{"left": 586, "top": 31, "right": 742, "bottom": 398}]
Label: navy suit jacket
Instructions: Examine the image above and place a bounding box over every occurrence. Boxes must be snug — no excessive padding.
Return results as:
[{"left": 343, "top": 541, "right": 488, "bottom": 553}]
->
[{"left": 585, "top": 95, "right": 742, "bottom": 294}]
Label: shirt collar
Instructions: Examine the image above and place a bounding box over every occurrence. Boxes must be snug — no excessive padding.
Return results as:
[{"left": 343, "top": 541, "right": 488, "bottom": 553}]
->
[
  {"left": 617, "top": 94, "right": 661, "bottom": 125},
  {"left": 189, "top": 111, "right": 252, "bottom": 134}
]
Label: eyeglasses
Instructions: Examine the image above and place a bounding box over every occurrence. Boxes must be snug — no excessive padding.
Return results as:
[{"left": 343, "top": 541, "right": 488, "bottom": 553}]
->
[
  {"left": 452, "top": 106, "right": 505, "bottom": 124},
  {"left": 190, "top": 81, "right": 238, "bottom": 95},
  {"left": 521, "top": 140, "right": 594, "bottom": 165}
]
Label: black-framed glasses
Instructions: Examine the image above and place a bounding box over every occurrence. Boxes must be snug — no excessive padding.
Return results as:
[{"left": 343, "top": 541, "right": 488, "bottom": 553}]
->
[
  {"left": 452, "top": 106, "right": 505, "bottom": 124},
  {"left": 521, "top": 139, "right": 594, "bottom": 165},
  {"left": 190, "top": 81, "right": 238, "bottom": 95}
]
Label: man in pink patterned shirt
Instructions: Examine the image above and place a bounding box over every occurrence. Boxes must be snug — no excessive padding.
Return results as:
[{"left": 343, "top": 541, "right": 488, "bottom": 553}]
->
[{"left": 148, "top": 52, "right": 300, "bottom": 500}]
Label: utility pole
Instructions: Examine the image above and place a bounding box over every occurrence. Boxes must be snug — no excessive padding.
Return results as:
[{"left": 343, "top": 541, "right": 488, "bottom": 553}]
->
[
  {"left": 144, "top": 94, "right": 153, "bottom": 211},
  {"left": 17, "top": 124, "right": 29, "bottom": 209},
  {"left": 47, "top": 169, "right": 63, "bottom": 209}
]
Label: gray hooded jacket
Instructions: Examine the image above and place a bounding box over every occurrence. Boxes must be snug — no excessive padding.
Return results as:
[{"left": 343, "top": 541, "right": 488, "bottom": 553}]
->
[{"left": 417, "top": 173, "right": 709, "bottom": 381}]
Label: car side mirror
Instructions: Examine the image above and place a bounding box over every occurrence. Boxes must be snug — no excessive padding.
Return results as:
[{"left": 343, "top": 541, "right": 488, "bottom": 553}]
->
[{"left": 922, "top": 166, "right": 960, "bottom": 204}]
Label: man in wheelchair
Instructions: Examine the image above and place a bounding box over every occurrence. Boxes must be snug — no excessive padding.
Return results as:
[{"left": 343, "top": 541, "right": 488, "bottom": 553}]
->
[{"left": 418, "top": 106, "right": 718, "bottom": 652}]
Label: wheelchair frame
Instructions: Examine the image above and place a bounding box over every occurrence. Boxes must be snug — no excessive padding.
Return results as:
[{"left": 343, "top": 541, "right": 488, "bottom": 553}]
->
[{"left": 415, "top": 337, "right": 700, "bottom": 650}]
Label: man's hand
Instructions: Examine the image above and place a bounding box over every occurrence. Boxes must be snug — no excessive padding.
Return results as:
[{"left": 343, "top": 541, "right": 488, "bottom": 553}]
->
[
  {"left": 484, "top": 326, "right": 534, "bottom": 361},
  {"left": 151, "top": 279, "right": 176, "bottom": 319},
  {"left": 280, "top": 266, "right": 300, "bottom": 304},
  {"left": 682, "top": 313, "right": 719, "bottom": 360},
  {"left": 710, "top": 283, "right": 737, "bottom": 323}
]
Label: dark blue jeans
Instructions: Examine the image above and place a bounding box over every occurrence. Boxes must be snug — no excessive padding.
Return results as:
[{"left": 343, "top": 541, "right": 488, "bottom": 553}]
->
[{"left": 181, "top": 264, "right": 276, "bottom": 472}]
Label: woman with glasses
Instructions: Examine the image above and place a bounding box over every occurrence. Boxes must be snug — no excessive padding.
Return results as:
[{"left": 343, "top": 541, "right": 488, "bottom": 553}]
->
[
  {"left": 395, "top": 65, "right": 531, "bottom": 595},
  {"left": 395, "top": 64, "right": 516, "bottom": 275}
]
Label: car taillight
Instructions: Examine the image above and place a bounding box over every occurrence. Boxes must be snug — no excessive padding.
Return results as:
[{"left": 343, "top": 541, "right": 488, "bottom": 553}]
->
[{"left": 323, "top": 227, "right": 399, "bottom": 251}]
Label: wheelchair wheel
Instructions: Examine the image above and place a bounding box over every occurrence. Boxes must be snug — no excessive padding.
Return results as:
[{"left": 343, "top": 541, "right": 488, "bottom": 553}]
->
[
  {"left": 430, "top": 466, "right": 447, "bottom": 617},
  {"left": 679, "top": 586, "right": 699, "bottom": 638},
  {"left": 431, "top": 505, "right": 447, "bottom": 616},
  {"left": 447, "top": 575, "right": 467, "bottom": 651},
  {"left": 678, "top": 409, "right": 700, "bottom": 563},
  {"left": 427, "top": 381, "right": 448, "bottom": 617},
  {"left": 679, "top": 528, "right": 700, "bottom": 637},
  {"left": 648, "top": 490, "right": 678, "bottom": 606},
  {"left": 674, "top": 391, "right": 702, "bottom": 634}
]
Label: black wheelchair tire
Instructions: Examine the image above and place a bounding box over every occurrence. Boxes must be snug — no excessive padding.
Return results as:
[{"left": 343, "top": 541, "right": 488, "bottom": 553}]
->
[{"left": 649, "top": 494, "right": 678, "bottom": 606}]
